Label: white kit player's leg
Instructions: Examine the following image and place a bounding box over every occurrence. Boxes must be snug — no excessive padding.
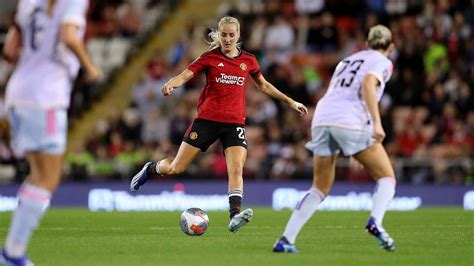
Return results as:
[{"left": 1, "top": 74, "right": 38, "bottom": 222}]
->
[
  {"left": 365, "top": 177, "right": 396, "bottom": 251},
  {"left": 273, "top": 187, "right": 325, "bottom": 253},
  {"left": 282, "top": 187, "right": 325, "bottom": 244},
  {"left": 371, "top": 177, "right": 396, "bottom": 226},
  {"left": 2, "top": 183, "right": 51, "bottom": 264}
]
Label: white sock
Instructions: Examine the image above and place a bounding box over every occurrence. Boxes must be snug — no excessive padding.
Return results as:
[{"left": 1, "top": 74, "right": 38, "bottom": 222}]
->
[
  {"left": 4, "top": 183, "right": 51, "bottom": 257},
  {"left": 155, "top": 160, "right": 163, "bottom": 175},
  {"left": 371, "top": 177, "right": 396, "bottom": 227},
  {"left": 282, "top": 188, "right": 325, "bottom": 244}
]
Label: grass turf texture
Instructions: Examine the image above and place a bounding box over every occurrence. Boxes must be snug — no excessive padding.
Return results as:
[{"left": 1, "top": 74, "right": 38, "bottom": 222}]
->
[{"left": 1, "top": 208, "right": 472, "bottom": 266}]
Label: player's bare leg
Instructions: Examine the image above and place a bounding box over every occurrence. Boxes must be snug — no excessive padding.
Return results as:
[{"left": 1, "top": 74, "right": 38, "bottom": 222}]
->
[
  {"left": 158, "top": 142, "right": 201, "bottom": 175},
  {"left": 224, "top": 146, "right": 252, "bottom": 232},
  {"left": 130, "top": 142, "right": 200, "bottom": 191},
  {"left": 354, "top": 143, "right": 396, "bottom": 251}
]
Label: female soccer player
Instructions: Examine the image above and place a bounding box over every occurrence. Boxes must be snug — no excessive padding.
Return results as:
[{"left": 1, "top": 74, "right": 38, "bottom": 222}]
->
[
  {"left": 273, "top": 25, "right": 397, "bottom": 253},
  {"left": 1, "top": 1, "right": 102, "bottom": 265},
  {"left": 131, "top": 16, "right": 308, "bottom": 232}
]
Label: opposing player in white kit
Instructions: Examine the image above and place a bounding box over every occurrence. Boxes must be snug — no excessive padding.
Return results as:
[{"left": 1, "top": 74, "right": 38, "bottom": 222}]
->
[
  {"left": 273, "top": 25, "right": 396, "bottom": 253},
  {"left": 1, "top": 1, "right": 101, "bottom": 265}
]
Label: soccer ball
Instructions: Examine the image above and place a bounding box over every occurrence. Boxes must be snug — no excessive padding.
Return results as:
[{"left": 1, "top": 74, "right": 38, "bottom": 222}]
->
[{"left": 180, "top": 208, "right": 209, "bottom": 236}]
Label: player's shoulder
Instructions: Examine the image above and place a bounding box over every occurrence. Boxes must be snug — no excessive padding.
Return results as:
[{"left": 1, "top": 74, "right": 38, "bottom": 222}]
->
[
  {"left": 17, "top": 0, "right": 35, "bottom": 7},
  {"left": 15, "top": 0, "right": 38, "bottom": 27},
  {"left": 241, "top": 49, "right": 256, "bottom": 57},
  {"left": 240, "top": 49, "right": 258, "bottom": 60},
  {"left": 63, "top": 0, "right": 90, "bottom": 8},
  {"left": 357, "top": 50, "right": 393, "bottom": 81},
  {"left": 345, "top": 50, "right": 390, "bottom": 72},
  {"left": 361, "top": 50, "right": 391, "bottom": 64},
  {"left": 15, "top": 0, "right": 35, "bottom": 16},
  {"left": 199, "top": 48, "right": 221, "bottom": 59}
]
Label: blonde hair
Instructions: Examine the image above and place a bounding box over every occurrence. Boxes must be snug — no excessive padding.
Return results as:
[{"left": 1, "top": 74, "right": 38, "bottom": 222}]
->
[
  {"left": 367, "top": 25, "right": 392, "bottom": 50},
  {"left": 47, "top": 0, "right": 57, "bottom": 16},
  {"left": 208, "top": 16, "right": 240, "bottom": 50}
]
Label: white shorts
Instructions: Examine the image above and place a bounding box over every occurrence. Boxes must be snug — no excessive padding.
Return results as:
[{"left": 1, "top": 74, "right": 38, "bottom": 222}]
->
[
  {"left": 8, "top": 107, "right": 67, "bottom": 154},
  {"left": 305, "top": 126, "right": 374, "bottom": 156}
]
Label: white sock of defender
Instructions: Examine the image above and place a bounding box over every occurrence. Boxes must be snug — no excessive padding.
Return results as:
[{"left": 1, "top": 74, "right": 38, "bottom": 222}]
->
[
  {"left": 283, "top": 187, "right": 325, "bottom": 244},
  {"left": 4, "top": 183, "right": 51, "bottom": 258},
  {"left": 371, "top": 177, "right": 396, "bottom": 227}
]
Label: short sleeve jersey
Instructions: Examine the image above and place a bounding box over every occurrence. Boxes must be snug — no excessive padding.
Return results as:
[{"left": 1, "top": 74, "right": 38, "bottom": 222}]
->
[
  {"left": 187, "top": 48, "right": 262, "bottom": 124},
  {"left": 5, "top": 0, "right": 88, "bottom": 109},
  {"left": 311, "top": 50, "right": 393, "bottom": 131}
]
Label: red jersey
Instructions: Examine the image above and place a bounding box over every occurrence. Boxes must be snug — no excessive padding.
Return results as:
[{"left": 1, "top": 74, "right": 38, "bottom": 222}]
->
[{"left": 187, "top": 48, "right": 262, "bottom": 124}]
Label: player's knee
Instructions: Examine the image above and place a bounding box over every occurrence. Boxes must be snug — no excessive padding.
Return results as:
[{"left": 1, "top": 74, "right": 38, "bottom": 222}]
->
[{"left": 228, "top": 165, "right": 243, "bottom": 177}]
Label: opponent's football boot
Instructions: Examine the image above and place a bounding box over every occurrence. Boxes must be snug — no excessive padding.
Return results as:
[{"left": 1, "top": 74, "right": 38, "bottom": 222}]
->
[
  {"left": 272, "top": 237, "right": 299, "bottom": 253},
  {"left": 365, "top": 216, "right": 396, "bottom": 252}
]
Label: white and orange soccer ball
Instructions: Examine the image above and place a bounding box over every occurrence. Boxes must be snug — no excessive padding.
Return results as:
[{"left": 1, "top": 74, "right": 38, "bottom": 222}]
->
[{"left": 180, "top": 208, "right": 209, "bottom": 236}]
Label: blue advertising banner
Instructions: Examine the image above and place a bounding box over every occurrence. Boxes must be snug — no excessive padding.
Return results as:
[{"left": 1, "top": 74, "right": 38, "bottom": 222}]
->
[{"left": 0, "top": 181, "right": 473, "bottom": 211}]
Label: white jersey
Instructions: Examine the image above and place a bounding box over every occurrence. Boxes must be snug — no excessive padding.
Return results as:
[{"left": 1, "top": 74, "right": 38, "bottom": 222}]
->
[
  {"left": 5, "top": 0, "right": 88, "bottom": 109},
  {"left": 312, "top": 50, "right": 393, "bottom": 131}
]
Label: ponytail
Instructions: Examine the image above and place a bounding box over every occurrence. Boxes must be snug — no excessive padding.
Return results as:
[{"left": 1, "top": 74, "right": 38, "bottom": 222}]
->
[{"left": 47, "top": 0, "right": 57, "bottom": 16}]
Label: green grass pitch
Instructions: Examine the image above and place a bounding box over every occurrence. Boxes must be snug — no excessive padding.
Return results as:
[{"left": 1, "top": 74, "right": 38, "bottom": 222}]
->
[{"left": 1, "top": 208, "right": 473, "bottom": 265}]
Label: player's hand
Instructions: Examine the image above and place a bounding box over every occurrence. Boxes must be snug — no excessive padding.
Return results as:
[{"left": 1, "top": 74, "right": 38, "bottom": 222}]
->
[
  {"left": 373, "top": 123, "right": 386, "bottom": 143},
  {"left": 85, "top": 64, "right": 103, "bottom": 83},
  {"left": 161, "top": 83, "right": 175, "bottom": 96},
  {"left": 290, "top": 101, "right": 308, "bottom": 116}
]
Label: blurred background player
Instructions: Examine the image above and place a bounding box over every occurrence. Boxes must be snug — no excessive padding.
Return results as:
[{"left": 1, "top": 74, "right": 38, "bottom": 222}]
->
[
  {"left": 274, "top": 25, "right": 396, "bottom": 253},
  {"left": 1, "top": 0, "right": 102, "bottom": 265},
  {"left": 130, "top": 16, "right": 308, "bottom": 233}
]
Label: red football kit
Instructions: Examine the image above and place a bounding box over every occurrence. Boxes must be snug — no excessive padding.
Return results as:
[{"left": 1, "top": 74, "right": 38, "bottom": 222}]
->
[{"left": 187, "top": 48, "right": 262, "bottom": 124}]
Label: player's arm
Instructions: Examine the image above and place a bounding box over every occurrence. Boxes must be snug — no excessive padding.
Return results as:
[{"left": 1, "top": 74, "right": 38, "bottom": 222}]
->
[
  {"left": 3, "top": 25, "right": 22, "bottom": 64},
  {"left": 161, "top": 69, "right": 194, "bottom": 96},
  {"left": 362, "top": 73, "right": 384, "bottom": 142},
  {"left": 59, "top": 23, "right": 102, "bottom": 82},
  {"left": 252, "top": 75, "right": 308, "bottom": 116}
]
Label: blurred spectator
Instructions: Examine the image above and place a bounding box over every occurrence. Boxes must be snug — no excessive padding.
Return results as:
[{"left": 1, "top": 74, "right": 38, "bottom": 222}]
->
[
  {"left": 117, "top": 1, "right": 141, "bottom": 37},
  {"left": 295, "top": 0, "right": 325, "bottom": 15},
  {"left": 306, "top": 12, "right": 338, "bottom": 52},
  {"left": 264, "top": 16, "right": 295, "bottom": 51},
  {"left": 142, "top": 107, "right": 170, "bottom": 145}
]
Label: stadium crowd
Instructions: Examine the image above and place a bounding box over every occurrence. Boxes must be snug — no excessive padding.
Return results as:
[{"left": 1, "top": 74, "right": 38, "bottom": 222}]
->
[{"left": 1, "top": 0, "right": 473, "bottom": 184}]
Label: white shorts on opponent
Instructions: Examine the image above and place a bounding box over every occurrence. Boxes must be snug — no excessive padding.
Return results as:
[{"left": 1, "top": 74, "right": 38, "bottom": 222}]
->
[
  {"left": 305, "top": 126, "right": 374, "bottom": 156},
  {"left": 8, "top": 106, "right": 67, "bottom": 154}
]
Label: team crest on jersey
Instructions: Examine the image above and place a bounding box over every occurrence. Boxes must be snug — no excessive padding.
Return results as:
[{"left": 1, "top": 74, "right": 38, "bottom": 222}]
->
[
  {"left": 240, "top": 63, "right": 247, "bottom": 70},
  {"left": 190, "top": 132, "right": 198, "bottom": 140}
]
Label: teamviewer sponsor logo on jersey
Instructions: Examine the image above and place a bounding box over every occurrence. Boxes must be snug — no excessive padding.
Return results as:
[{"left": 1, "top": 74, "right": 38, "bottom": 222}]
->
[{"left": 215, "top": 73, "right": 245, "bottom": 86}]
